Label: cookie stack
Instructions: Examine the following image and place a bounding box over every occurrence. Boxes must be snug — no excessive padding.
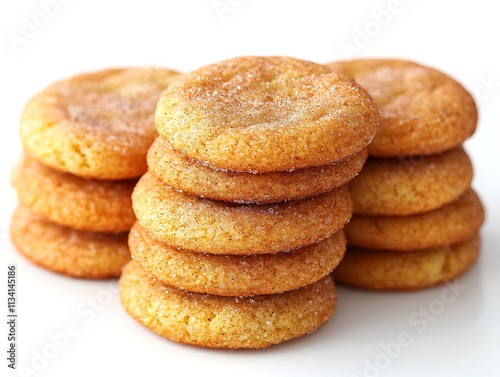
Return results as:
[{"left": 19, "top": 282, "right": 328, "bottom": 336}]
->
[
  {"left": 328, "top": 59, "right": 485, "bottom": 290},
  {"left": 10, "top": 68, "right": 179, "bottom": 278},
  {"left": 120, "top": 56, "right": 379, "bottom": 348}
]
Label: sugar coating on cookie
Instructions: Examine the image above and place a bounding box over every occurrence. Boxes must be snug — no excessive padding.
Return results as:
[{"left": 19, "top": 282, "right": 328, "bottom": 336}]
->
[
  {"left": 333, "top": 235, "right": 480, "bottom": 290},
  {"left": 132, "top": 172, "right": 353, "bottom": 255},
  {"left": 350, "top": 147, "right": 473, "bottom": 215},
  {"left": 119, "top": 261, "right": 336, "bottom": 348},
  {"left": 20, "top": 67, "right": 180, "bottom": 180},
  {"left": 148, "top": 137, "right": 367, "bottom": 204},
  {"left": 10, "top": 206, "right": 130, "bottom": 279},
  {"left": 11, "top": 155, "right": 136, "bottom": 233},
  {"left": 345, "top": 189, "right": 484, "bottom": 251},
  {"left": 328, "top": 59, "right": 477, "bottom": 157},
  {"left": 156, "top": 56, "right": 379, "bottom": 172},
  {"left": 129, "top": 222, "right": 346, "bottom": 296}
]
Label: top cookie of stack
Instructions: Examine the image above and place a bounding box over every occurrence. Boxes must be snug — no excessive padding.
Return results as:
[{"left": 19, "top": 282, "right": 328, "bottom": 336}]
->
[
  {"left": 122, "top": 56, "right": 380, "bottom": 349},
  {"left": 155, "top": 56, "right": 378, "bottom": 174}
]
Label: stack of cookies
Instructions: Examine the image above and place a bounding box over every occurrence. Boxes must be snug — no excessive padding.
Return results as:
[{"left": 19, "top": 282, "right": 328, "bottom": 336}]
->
[
  {"left": 10, "top": 68, "right": 179, "bottom": 278},
  {"left": 120, "top": 56, "right": 379, "bottom": 348},
  {"left": 328, "top": 59, "right": 485, "bottom": 290}
]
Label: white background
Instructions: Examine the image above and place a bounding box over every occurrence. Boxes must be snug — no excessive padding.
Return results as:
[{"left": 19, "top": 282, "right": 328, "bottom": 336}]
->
[{"left": 1, "top": 1, "right": 499, "bottom": 376}]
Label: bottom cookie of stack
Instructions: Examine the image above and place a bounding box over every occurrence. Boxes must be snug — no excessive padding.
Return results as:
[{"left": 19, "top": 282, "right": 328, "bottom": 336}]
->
[
  {"left": 120, "top": 260, "right": 337, "bottom": 349},
  {"left": 333, "top": 235, "right": 480, "bottom": 290}
]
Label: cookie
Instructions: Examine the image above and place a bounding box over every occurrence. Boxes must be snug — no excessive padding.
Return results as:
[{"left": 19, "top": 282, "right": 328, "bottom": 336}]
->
[
  {"left": 328, "top": 59, "right": 477, "bottom": 157},
  {"left": 119, "top": 260, "right": 336, "bottom": 348},
  {"left": 345, "top": 189, "right": 484, "bottom": 251},
  {"left": 10, "top": 206, "right": 130, "bottom": 279},
  {"left": 333, "top": 235, "right": 480, "bottom": 290},
  {"left": 148, "top": 137, "right": 367, "bottom": 204},
  {"left": 155, "top": 56, "right": 379, "bottom": 173},
  {"left": 11, "top": 155, "right": 136, "bottom": 233},
  {"left": 132, "top": 172, "right": 353, "bottom": 255},
  {"left": 350, "top": 147, "right": 473, "bottom": 215},
  {"left": 20, "top": 67, "right": 180, "bottom": 180},
  {"left": 129, "top": 222, "right": 346, "bottom": 296}
]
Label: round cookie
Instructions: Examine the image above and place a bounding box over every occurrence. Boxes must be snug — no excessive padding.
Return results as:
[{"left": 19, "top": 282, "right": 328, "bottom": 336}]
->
[
  {"left": 11, "top": 155, "right": 136, "bottom": 233},
  {"left": 148, "top": 137, "right": 367, "bottom": 204},
  {"left": 333, "top": 235, "right": 480, "bottom": 290},
  {"left": 350, "top": 146, "right": 473, "bottom": 215},
  {"left": 20, "top": 67, "right": 180, "bottom": 180},
  {"left": 119, "top": 260, "right": 337, "bottom": 348},
  {"left": 156, "top": 56, "right": 379, "bottom": 173},
  {"left": 345, "top": 189, "right": 484, "bottom": 251},
  {"left": 132, "top": 172, "right": 353, "bottom": 255},
  {"left": 10, "top": 206, "right": 130, "bottom": 279},
  {"left": 129, "top": 222, "right": 346, "bottom": 296},
  {"left": 328, "top": 59, "right": 477, "bottom": 157}
]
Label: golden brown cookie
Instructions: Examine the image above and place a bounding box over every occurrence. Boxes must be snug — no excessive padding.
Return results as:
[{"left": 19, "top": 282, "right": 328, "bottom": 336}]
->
[
  {"left": 20, "top": 67, "right": 180, "bottom": 180},
  {"left": 156, "top": 56, "right": 379, "bottom": 173},
  {"left": 132, "top": 172, "right": 352, "bottom": 255},
  {"left": 333, "top": 235, "right": 480, "bottom": 290},
  {"left": 11, "top": 155, "right": 136, "bottom": 233},
  {"left": 345, "top": 189, "right": 484, "bottom": 251},
  {"left": 328, "top": 59, "right": 477, "bottom": 157},
  {"left": 350, "top": 147, "right": 473, "bottom": 215},
  {"left": 129, "top": 222, "right": 346, "bottom": 296},
  {"left": 148, "top": 137, "right": 367, "bottom": 204},
  {"left": 119, "top": 260, "right": 336, "bottom": 348},
  {"left": 10, "top": 206, "right": 130, "bottom": 279}
]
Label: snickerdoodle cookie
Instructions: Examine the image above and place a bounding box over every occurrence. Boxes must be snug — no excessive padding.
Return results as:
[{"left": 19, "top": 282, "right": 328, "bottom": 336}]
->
[
  {"left": 148, "top": 137, "right": 367, "bottom": 204},
  {"left": 132, "top": 172, "right": 352, "bottom": 255},
  {"left": 333, "top": 235, "right": 480, "bottom": 290},
  {"left": 345, "top": 189, "right": 484, "bottom": 251},
  {"left": 20, "top": 67, "right": 180, "bottom": 180},
  {"left": 156, "top": 56, "right": 379, "bottom": 172},
  {"left": 349, "top": 147, "right": 473, "bottom": 215},
  {"left": 10, "top": 206, "right": 130, "bottom": 279},
  {"left": 328, "top": 59, "right": 477, "bottom": 157},
  {"left": 11, "top": 155, "right": 135, "bottom": 233},
  {"left": 129, "top": 222, "right": 346, "bottom": 296},
  {"left": 119, "top": 260, "right": 337, "bottom": 348}
]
